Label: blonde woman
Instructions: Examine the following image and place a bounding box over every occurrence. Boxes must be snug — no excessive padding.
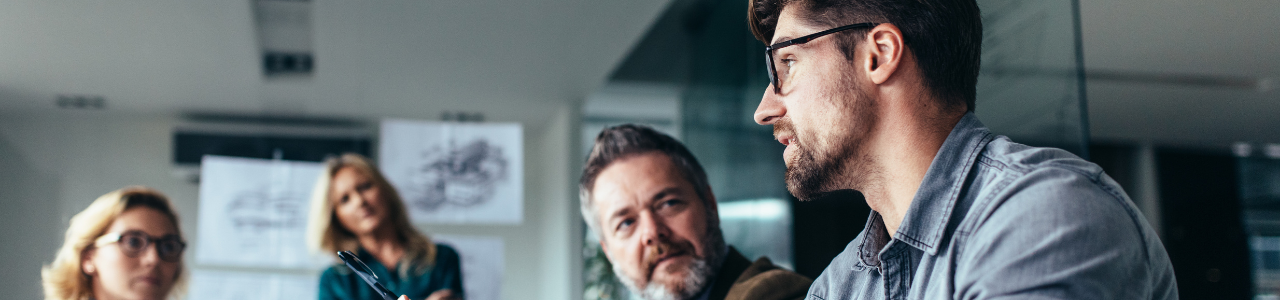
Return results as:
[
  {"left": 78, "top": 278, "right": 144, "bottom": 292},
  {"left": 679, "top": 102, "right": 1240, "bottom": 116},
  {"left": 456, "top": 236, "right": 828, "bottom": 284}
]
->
[
  {"left": 308, "top": 153, "right": 463, "bottom": 300},
  {"left": 42, "top": 187, "right": 187, "bottom": 300}
]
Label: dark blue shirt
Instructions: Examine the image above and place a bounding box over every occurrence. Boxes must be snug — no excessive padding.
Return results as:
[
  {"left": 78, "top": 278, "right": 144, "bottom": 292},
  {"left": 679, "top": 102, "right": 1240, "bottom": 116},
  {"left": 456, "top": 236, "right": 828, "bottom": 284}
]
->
[
  {"left": 805, "top": 113, "right": 1178, "bottom": 299},
  {"left": 319, "top": 244, "right": 464, "bottom": 300}
]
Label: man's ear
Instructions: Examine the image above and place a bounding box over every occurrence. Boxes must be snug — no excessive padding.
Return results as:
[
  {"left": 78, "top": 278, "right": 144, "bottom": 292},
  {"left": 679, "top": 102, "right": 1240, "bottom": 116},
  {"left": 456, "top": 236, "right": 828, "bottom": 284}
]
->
[
  {"left": 862, "top": 23, "right": 906, "bottom": 85},
  {"left": 598, "top": 240, "right": 611, "bottom": 259}
]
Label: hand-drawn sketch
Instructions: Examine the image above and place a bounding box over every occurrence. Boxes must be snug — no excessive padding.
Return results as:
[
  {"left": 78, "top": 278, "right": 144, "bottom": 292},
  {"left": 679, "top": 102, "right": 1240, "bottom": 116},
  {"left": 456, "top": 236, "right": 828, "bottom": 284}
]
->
[
  {"left": 187, "top": 269, "right": 318, "bottom": 300},
  {"left": 405, "top": 138, "right": 509, "bottom": 211},
  {"left": 433, "top": 235, "right": 505, "bottom": 300},
  {"left": 195, "top": 155, "right": 330, "bottom": 269},
  {"left": 226, "top": 185, "right": 307, "bottom": 230},
  {"left": 379, "top": 119, "right": 523, "bottom": 224}
]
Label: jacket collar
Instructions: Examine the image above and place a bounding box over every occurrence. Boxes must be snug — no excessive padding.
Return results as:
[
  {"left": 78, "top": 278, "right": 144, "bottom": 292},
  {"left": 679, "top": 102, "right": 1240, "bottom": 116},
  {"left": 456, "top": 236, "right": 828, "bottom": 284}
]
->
[
  {"left": 886, "top": 112, "right": 993, "bottom": 255},
  {"left": 705, "top": 247, "right": 748, "bottom": 300}
]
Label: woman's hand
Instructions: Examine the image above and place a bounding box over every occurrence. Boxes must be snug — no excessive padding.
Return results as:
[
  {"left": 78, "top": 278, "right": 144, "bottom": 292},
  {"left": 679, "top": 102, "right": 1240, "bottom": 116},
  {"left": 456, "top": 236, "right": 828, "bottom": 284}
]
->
[{"left": 396, "top": 289, "right": 460, "bottom": 300}]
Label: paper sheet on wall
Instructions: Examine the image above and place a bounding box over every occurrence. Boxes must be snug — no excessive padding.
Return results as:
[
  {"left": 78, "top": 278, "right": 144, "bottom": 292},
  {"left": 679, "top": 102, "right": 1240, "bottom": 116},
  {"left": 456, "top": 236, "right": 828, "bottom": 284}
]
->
[
  {"left": 187, "top": 269, "right": 319, "bottom": 300},
  {"left": 433, "top": 235, "right": 504, "bottom": 300},
  {"left": 379, "top": 119, "right": 523, "bottom": 224},
  {"left": 195, "top": 155, "right": 329, "bottom": 269}
]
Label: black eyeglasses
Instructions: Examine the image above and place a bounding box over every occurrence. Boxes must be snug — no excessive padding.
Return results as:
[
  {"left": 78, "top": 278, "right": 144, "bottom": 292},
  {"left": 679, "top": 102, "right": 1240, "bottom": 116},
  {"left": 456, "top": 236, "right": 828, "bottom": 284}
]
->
[
  {"left": 95, "top": 230, "right": 187, "bottom": 262},
  {"left": 765, "top": 23, "right": 879, "bottom": 94}
]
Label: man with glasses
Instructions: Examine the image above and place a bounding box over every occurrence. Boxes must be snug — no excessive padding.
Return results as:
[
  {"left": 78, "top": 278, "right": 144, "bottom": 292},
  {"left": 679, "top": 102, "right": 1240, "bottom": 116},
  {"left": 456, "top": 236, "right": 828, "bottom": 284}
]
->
[{"left": 747, "top": 0, "right": 1177, "bottom": 299}]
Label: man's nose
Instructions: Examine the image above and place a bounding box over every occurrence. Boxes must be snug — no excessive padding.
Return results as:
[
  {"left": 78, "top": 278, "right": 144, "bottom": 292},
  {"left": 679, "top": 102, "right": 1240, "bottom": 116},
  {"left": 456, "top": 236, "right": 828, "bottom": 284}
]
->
[
  {"left": 754, "top": 86, "right": 786, "bottom": 125},
  {"left": 638, "top": 213, "right": 671, "bottom": 246}
]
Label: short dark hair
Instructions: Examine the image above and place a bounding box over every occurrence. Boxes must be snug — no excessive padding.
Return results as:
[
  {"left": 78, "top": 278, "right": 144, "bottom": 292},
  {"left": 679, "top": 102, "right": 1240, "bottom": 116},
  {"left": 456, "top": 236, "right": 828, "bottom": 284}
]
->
[
  {"left": 578, "top": 124, "right": 712, "bottom": 237},
  {"left": 749, "top": 0, "right": 982, "bottom": 111}
]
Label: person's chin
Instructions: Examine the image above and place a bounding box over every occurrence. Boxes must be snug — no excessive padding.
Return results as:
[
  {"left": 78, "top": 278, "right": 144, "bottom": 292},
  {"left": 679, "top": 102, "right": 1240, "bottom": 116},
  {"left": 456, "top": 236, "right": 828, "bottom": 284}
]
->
[
  {"left": 124, "top": 288, "right": 169, "bottom": 300},
  {"left": 353, "top": 218, "right": 383, "bottom": 233},
  {"left": 650, "top": 260, "right": 693, "bottom": 283}
]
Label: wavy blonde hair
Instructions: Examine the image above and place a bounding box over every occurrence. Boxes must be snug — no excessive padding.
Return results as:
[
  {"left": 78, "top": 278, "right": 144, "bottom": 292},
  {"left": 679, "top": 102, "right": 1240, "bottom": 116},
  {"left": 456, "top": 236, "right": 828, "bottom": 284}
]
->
[
  {"left": 41, "top": 186, "right": 188, "bottom": 300},
  {"left": 307, "top": 153, "right": 437, "bottom": 275}
]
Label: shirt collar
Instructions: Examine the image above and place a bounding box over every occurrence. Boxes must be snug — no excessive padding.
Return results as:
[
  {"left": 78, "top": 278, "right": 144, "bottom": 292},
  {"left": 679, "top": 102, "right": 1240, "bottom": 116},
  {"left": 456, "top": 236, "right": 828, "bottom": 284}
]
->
[{"left": 891, "top": 112, "right": 993, "bottom": 255}]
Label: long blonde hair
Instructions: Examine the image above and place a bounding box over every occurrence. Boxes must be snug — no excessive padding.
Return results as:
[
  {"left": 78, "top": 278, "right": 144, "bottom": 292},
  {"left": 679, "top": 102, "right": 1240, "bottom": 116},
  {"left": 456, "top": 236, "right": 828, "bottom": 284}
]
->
[
  {"left": 42, "top": 186, "right": 188, "bottom": 300},
  {"left": 306, "top": 153, "right": 437, "bottom": 274}
]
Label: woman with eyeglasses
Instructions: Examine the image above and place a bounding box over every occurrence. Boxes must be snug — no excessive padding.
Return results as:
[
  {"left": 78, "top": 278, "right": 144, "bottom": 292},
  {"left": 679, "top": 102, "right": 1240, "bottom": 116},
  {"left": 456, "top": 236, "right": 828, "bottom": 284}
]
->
[
  {"left": 307, "top": 153, "right": 463, "bottom": 300},
  {"left": 42, "top": 187, "right": 187, "bottom": 300}
]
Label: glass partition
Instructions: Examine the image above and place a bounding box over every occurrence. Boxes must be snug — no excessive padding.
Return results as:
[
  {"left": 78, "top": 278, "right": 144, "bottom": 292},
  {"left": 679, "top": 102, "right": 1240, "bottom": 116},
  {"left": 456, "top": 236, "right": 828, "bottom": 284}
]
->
[{"left": 976, "top": 0, "right": 1091, "bottom": 156}]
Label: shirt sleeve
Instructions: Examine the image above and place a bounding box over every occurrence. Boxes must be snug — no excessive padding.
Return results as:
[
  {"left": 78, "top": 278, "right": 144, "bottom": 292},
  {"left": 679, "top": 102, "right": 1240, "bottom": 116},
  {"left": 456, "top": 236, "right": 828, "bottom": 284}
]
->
[
  {"left": 954, "top": 168, "right": 1162, "bottom": 299},
  {"left": 317, "top": 266, "right": 347, "bottom": 300},
  {"left": 433, "top": 244, "right": 466, "bottom": 298}
]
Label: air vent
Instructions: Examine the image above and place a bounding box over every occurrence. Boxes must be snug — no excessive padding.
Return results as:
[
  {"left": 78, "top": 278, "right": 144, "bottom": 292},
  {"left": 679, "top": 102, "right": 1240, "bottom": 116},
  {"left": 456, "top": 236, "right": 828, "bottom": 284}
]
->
[{"left": 254, "top": 0, "right": 314, "bottom": 76}]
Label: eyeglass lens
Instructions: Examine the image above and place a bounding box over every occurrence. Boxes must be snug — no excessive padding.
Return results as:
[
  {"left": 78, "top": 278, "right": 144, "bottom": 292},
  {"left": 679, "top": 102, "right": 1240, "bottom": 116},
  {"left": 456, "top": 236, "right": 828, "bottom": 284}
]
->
[
  {"left": 116, "top": 230, "right": 185, "bottom": 262},
  {"left": 766, "top": 49, "right": 779, "bottom": 92},
  {"left": 768, "top": 49, "right": 790, "bottom": 92}
]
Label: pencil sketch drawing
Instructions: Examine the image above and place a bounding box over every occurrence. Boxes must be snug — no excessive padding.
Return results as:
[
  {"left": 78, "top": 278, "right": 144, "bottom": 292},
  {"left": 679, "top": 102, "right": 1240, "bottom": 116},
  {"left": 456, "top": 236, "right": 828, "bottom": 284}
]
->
[
  {"left": 379, "top": 119, "right": 524, "bottom": 224},
  {"left": 404, "top": 139, "right": 510, "bottom": 211}
]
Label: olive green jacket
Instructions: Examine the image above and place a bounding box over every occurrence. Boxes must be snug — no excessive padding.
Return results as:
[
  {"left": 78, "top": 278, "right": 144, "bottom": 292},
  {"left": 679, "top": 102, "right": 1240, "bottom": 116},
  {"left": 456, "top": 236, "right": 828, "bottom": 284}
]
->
[{"left": 708, "top": 247, "right": 813, "bottom": 300}]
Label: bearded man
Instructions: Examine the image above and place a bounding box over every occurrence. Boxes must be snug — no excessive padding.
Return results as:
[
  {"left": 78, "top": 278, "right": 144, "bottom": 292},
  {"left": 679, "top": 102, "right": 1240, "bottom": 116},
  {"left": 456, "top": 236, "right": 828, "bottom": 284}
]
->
[
  {"left": 579, "top": 125, "right": 811, "bottom": 300},
  {"left": 748, "top": 0, "right": 1178, "bottom": 299}
]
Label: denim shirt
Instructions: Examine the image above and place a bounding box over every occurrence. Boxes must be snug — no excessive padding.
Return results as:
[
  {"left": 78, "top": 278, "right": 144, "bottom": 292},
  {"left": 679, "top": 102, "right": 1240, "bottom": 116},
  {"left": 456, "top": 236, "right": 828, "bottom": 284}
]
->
[{"left": 806, "top": 113, "right": 1178, "bottom": 300}]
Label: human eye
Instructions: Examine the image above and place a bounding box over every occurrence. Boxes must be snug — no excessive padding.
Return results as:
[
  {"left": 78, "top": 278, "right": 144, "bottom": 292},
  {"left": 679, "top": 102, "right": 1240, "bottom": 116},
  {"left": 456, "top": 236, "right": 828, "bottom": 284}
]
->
[
  {"left": 615, "top": 219, "right": 634, "bottom": 232},
  {"left": 780, "top": 58, "right": 797, "bottom": 76},
  {"left": 121, "top": 233, "right": 148, "bottom": 250},
  {"left": 158, "top": 237, "right": 184, "bottom": 254},
  {"left": 657, "top": 199, "right": 686, "bottom": 213}
]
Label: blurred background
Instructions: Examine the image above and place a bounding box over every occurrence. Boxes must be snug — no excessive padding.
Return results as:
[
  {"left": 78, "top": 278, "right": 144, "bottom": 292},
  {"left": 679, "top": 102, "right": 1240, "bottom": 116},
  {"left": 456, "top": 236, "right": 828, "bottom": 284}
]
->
[{"left": 0, "top": 0, "right": 1276, "bottom": 299}]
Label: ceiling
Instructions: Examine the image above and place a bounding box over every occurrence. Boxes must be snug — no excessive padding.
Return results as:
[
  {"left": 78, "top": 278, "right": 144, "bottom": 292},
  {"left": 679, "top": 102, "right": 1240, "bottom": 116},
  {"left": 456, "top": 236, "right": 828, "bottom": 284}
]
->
[
  {"left": 0, "top": 0, "right": 671, "bottom": 127},
  {"left": 1079, "top": 0, "right": 1280, "bottom": 147},
  {"left": 0, "top": 0, "right": 1275, "bottom": 148}
]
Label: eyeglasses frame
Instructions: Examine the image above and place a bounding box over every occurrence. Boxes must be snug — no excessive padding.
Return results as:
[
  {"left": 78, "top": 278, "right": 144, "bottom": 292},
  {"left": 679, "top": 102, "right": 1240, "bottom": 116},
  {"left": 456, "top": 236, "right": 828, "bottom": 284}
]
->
[
  {"left": 765, "top": 22, "right": 880, "bottom": 94},
  {"left": 94, "top": 230, "right": 187, "bottom": 262}
]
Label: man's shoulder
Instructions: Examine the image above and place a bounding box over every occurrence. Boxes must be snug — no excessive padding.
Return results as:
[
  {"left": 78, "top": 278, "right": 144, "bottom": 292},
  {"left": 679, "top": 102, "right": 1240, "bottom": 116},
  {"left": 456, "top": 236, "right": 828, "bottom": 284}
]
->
[
  {"left": 980, "top": 136, "right": 1104, "bottom": 179},
  {"left": 972, "top": 137, "right": 1135, "bottom": 223},
  {"left": 724, "top": 256, "right": 812, "bottom": 300}
]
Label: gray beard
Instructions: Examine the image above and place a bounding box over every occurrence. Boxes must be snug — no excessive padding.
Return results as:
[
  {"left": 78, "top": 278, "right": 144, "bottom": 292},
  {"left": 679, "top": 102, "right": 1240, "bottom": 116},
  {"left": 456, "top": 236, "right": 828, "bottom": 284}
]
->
[
  {"left": 614, "top": 228, "right": 726, "bottom": 300},
  {"left": 614, "top": 258, "right": 712, "bottom": 300}
]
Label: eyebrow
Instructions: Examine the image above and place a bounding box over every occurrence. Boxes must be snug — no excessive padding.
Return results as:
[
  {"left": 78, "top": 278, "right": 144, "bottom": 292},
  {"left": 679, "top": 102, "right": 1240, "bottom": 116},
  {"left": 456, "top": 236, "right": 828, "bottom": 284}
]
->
[
  {"left": 770, "top": 36, "right": 795, "bottom": 46},
  {"left": 603, "top": 187, "right": 684, "bottom": 224},
  {"left": 604, "top": 206, "right": 632, "bottom": 229},
  {"left": 650, "top": 187, "right": 682, "bottom": 202}
]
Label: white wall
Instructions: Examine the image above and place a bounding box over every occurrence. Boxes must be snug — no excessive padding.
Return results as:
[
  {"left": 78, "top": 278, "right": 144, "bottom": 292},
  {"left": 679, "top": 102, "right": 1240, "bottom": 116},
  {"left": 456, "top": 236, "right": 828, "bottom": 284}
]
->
[{"left": 0, "top": 107, "right": 581, "bottom": 300}]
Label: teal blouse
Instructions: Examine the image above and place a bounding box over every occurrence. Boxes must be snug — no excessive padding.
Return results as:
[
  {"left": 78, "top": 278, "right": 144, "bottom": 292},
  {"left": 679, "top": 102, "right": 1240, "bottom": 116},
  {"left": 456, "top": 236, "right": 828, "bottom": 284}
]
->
[{"left": 318, "top": 244, "right": 464, "bottom": 300}]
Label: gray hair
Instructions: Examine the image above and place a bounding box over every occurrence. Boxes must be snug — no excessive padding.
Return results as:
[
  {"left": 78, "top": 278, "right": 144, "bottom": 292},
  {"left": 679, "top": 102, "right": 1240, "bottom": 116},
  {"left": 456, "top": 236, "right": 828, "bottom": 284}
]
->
[{"left": 578, "top": 124, "right": 714, "bottom": 239}]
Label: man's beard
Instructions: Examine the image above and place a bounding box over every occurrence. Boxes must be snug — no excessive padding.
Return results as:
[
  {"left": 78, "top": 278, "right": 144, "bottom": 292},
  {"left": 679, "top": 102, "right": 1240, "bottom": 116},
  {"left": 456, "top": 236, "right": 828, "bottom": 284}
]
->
[
  {"left": 777, "top": 75, "right": 877, "bottom": 201},
  {"left": 613, "top": 226, "right": 726, "bottom": 300}
]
